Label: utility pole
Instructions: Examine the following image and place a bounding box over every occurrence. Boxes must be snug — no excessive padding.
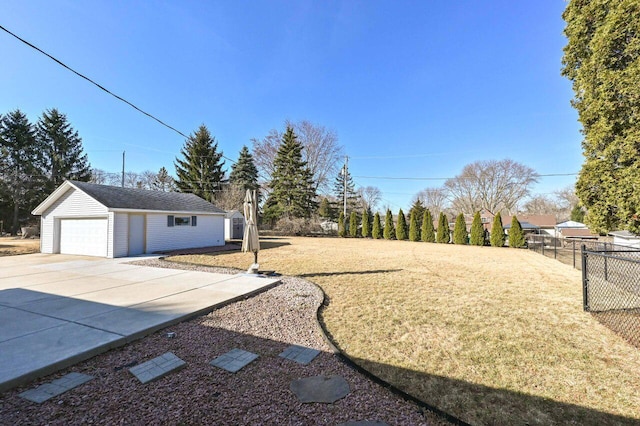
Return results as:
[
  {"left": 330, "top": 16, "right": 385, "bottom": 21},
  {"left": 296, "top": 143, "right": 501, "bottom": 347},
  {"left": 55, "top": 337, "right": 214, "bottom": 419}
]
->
[
  {"left": 121, "top": 151, "right": 125, "bottom": 188},
  {"left": 343, "top": 155, "right": 348, "bottom": 217}
]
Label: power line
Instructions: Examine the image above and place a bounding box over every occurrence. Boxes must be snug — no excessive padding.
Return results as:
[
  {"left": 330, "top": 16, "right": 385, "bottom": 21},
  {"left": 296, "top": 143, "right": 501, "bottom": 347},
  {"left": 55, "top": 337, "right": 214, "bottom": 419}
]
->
[
  {"left": 353, "top": 172, "right": 578, "bottom": 181},
  {"left": 0, "top": 24, "right": 240, "bottom": 166}
]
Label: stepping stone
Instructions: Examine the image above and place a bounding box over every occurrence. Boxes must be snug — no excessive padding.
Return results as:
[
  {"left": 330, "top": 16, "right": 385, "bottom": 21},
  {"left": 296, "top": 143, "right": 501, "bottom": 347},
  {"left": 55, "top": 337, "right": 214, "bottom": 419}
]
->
[
  {"left": 19, "top": 372, "right": 93, "bottom": 403},
  {"left": 290, "top": 375, "right": 350, "bottom": 403},
  {"left": 338, "top": 422, "right": 389, "bottom": 426},
  {"left": 279, "top": 345, "right": 321, "bottom": 365},
  {"left": 129, "top": 352, "right": 186, "bottom": 384},
  {"left": 210, "top": 348, "right": 258, "bottom": 373}
]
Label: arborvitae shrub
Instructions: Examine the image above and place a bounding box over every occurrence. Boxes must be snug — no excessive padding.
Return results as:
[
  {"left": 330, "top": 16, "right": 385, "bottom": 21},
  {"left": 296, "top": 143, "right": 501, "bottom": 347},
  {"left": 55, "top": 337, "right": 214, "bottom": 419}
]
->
[
  {"left": 437, "top": 212, "right": 450, "bottom": 243},
  {"left": 384, "top": 209, "right": 395, "bottom": 240},
  {"left": 422, "top": 209, "right": 435, "bottom": 242},
  {"left": 470, "top": 211, "right": 484, "bottom": 246},
  {"left": 372, "top": 212, "right": 382, "bottom": 239},
  {"left": 338, "top": 211, "right": 346, "bottom": 237},
  {"left": 490, "top": 212, "right": 505, "bottom": 247},
  {"left": 396, "top": 209, "right": 407, "bottom": 240},
  {"left": 361, "top": 210, "right": 370, "bottom": 238},
  {"left": 349, "top": 211, "right": 358, "bottom": 237},
  {"left": 409, "top": 210, "right": 420, "bottom": 241},
  {"left": 508, "top": 215, "right": 525, "bottom": 248},
  {"left": 453, "top": 213, "right": 468, "bottom": 244}
]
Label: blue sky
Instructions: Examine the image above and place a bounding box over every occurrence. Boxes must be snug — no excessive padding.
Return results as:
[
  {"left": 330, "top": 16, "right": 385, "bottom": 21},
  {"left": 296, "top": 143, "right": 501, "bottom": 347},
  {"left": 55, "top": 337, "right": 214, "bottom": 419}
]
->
[{"left": 1, "top": 1, "right": 582, "bottom": 211}]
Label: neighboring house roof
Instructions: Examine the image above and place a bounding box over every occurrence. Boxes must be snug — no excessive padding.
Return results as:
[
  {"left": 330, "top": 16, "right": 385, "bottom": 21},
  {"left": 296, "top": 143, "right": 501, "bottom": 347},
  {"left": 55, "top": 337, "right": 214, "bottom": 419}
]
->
[
  {"left": 503, "top": 214, "right": 556, "bottom": 228},
  {"left": 32, "top": 180, "right": 226, "bottom": 215},
  {"left": 225, "top": 210, "right": 244, "bottom": 218},
  {"left": 561, "top": 228, "right": 598, "bottom": 239},
  {"left": 608, "top": 230, "right": 639, "bottom": 239},
  {"left": 504, "top": 221, "right": 539, "bottom": 230},
  {"left": 556, "top": 220, "right": 587, "bottom": 229}
]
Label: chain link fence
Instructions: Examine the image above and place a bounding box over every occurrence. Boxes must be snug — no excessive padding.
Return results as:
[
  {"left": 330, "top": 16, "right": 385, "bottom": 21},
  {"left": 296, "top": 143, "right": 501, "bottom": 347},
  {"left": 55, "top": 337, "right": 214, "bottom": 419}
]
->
[
  {"left": 525, "top": 235, "right": 631, "bottom": 270},
  {"left": 582, "top": 246, "right": 640, "bottom": 349}
]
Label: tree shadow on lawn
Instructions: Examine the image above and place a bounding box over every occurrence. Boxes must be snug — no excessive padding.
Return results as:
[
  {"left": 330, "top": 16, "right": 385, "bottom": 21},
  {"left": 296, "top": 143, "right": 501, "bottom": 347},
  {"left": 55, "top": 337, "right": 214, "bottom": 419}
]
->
[
  {"left": 299, "top": 269, "right": 402, "bottom": 279},
  {"left": 344, "top": 353, "right": 639, "bottom": 426}
]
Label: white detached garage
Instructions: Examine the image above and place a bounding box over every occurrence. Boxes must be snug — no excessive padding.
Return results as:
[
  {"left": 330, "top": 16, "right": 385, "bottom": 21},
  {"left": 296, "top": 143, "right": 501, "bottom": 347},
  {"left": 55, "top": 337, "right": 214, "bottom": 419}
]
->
[{"left": 32, "top": 180, "right": 226, "bottom": 258}]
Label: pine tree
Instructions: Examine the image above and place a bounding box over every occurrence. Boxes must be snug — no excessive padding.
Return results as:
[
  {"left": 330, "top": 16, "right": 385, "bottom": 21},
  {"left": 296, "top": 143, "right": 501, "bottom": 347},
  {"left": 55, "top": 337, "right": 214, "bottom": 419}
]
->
[
  {"left": 372, "top": 212, "right": 382, "bottom": 239},
  {"left": 421, "top": 209, "right": 435, "bottom": 243},
  {"left": 470, "top": 211, "right": 484, "bottom": 246},
  {"left": 409, "top": 210, "right": 420, "bottom": 241},
  {"left": 229, "top": 145, "right": 259, "bottom": 192},
  {"left": 267, "top": 126, "right": 317, "bottom": 218},
  {"left": 361, "top": 209, "right": 371, "bottom": 238},
  {"left": 174, "top": 125, "right": 225, "bottom": 202},
  {"left": 334, "top": 166, "right": 359, "bottom": 214},
  {"left": 0, "top": 109, "right": 47, "bottom": 234},
  {"left": 383, "top": 209, "right": 395, "bottom": 240},
  {"left": 396, "top": 209, "right": 407, "bottom": 240},
  {"left": 508, "top": 216, "right": 525, "bottom": 248},
  {"left": 408, "top": 199, "right": 425, "bottom": 235},
  {"left": 151, "top": 167, "right": 175, "bottom": 191},
  {"left": 490, "top": 212, "right": 505, "bottom": 247},
  {"left": 338, "top": 211, "right": 346, "bottom": 237},
  {"left": 453, "top": 213, "right": 468, "bottom": 245},
  {"left": 349, "top": 211, "right": 358, "bottom": 237},
  {"left": 36, "top": 108, "right": 91, "bottom": 188},
  {"left": 570, "top": 205, "right": 585, "bottom": 223},
  {"left": 318, "top": 197, "right": 334, "bottom": 219},
  {"left": 436, "top": 212, "right": 450, "bottom": 243}
]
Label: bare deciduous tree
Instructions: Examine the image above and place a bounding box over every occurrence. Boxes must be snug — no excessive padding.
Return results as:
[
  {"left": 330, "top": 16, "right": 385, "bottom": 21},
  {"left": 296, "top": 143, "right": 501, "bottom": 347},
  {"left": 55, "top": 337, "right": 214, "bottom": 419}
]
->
[
  {"left": 357, "top": 186, "right": 382, "bottom": 212},
  {"left": 214, "top": 183, "right": 247, "bottom": 212},
  {"left": 444, "top": 159, "right": 539, "bottom": 215},
  {"left": 90, "top": 168, "right": 109, "bottom": 185},
  {"left": 415, "top": 187, "right": 449, "bottom": 217},
  {"left": 522, "top": 195, "right": 561, "bottom": 216},
  {"left": 251, "top": 120, "right": 343, "bottom": 193}
]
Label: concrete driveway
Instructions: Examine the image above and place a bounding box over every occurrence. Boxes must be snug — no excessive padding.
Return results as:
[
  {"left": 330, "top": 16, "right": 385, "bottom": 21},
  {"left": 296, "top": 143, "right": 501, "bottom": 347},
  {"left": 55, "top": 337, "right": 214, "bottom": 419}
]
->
[{"left": 0, "top": 254, "right": 280, "bottom": 392}]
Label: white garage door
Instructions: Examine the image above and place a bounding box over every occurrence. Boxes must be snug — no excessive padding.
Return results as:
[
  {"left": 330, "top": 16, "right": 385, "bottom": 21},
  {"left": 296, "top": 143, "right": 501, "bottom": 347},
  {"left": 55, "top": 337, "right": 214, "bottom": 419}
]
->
[{"left": 60, "top": 218, "right": 108, "bottom": 257}]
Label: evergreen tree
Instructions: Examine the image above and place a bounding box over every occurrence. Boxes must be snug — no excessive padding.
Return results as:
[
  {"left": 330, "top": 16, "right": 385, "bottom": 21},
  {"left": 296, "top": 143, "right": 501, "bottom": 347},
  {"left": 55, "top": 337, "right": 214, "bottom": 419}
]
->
[
  {"left": 174, "top": 125, "right": 225, "bottom": 202},
  {"left": 372, "top": 212, "right": 382, "bottom": 239},
  {"left": 453, "top": 213, "right": 468, "bottom": 245},
  {"left": 563, "top": 1, "right": 640, "bottom": 233},
  {"left": 36, "top": 108, "right": 91, "bottom": 188},
  {"left": 229, "top": 145, "right": 259, "bottom": 192},
  {"left": 383, "top": 209, "right": 395, "bottom": 240},
  {"left": 361, "top": 209, "right": 371, "bottom": 238},
  {"left": 0, "top": 109, "right": 47, "bottom": 234},
  {"left": 436, "top": 212, "right": 450, "bottom": 243},
  {"left": 349, "top": 211, "right": 358, "bottom": 237},
  {"left": 490, "top": 212, "right": 505, "bottom": 247},
  {"left": 396, "top": 209, "right": 407, "bottom": 240},
  {"left": 318, "top": 197, "right": 331, "bottom": 218},
  {"left": 421, "top": 209, "right": 435, "bottom": 243},
  {"left": 267, "top": 126, "right": 317, "bottom": 218},
  {"left": 408, "top": 199, "right": 425, "bottom": 234},
  {"left": 409, "top": 210, "right": 420, "bottom": 241},
  {"left": 508, "top": 215, "right": 525, "bottom": 248},
  {"left": 334, "top": 166, "right": 359, "bottom": 214},
  {"left": 151, "top": 166, "right": 175, "bottom": 191},
  {"left": 338, "top": 211, "right": 346, "bottom": 237},
  {"left": 470, "top": 211, "right": 484, "bottom": 246},
  {"left": 570, "top": 204, "right": 585, "bottom": 223}
]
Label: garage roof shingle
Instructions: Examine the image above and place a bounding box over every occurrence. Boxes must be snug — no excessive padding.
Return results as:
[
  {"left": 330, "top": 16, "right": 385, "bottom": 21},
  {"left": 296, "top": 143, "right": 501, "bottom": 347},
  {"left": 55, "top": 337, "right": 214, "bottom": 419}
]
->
[{"left": 69, "top": 181, "right": 225, "bottom": 213}]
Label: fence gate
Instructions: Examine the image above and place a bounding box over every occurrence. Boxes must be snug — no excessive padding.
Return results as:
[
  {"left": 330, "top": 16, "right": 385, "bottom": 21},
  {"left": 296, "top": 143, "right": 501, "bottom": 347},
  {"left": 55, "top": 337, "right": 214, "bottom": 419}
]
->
[{"left": 581, "top": 245, "right": 640, "bottom": 348}]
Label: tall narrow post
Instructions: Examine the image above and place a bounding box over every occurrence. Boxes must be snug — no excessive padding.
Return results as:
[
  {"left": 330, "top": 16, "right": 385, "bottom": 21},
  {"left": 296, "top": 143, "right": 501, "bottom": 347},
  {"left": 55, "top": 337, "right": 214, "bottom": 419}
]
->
[
  {"left": 343, "top": 156, "right": 348, "bottom": 218},
  {"left": 121, "top": 151, "right": 125, "bottom": 188},
  {"left": 581, "top": 244, "right": 589, "bottom": 311}
]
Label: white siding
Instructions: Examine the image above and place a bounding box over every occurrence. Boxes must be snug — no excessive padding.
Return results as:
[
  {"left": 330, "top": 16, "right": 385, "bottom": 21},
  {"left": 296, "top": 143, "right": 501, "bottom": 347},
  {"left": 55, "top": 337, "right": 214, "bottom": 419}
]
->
[
  {"left": 146, "top": 213, "right": 224, "bottom": 253},
  {"left": 113, "top": 213, "right": 129, "bottom": 258},
  {"left": 40, "top": 188, "right": 108, "bottom": 254}
]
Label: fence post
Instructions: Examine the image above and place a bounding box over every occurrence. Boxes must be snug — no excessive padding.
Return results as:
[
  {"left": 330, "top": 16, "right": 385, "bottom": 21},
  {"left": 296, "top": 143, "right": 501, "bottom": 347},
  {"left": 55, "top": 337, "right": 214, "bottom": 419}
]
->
[
  {"left": 581, "top": 244, "right": 589, "bottom": 311},
  {"left": 542, "top": 237, "right": 545, "bottom": 256},
  {"left": 573, "top": 240, "right": 576, "bottom": 269},
  {"left": 554, "top": 236, "right": 557, "bottom": 260}
]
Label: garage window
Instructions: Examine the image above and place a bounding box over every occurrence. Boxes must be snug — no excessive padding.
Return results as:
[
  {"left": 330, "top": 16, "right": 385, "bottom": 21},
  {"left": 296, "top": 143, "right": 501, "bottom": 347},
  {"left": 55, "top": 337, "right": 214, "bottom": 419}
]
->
[{"left": 174, "top": 216, "right": 191, "bottom": 226}]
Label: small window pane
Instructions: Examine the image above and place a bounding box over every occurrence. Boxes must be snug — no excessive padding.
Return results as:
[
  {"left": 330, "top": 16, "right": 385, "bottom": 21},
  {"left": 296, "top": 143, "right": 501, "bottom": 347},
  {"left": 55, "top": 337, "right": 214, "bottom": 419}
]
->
[{"left": 174, "top": 216, "right": 190, "bottom": 226}]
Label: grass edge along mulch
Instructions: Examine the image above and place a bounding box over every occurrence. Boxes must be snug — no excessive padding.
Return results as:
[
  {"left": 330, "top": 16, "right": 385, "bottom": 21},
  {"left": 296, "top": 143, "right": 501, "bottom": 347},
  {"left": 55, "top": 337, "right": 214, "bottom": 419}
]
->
[{"left": 168, "top": 236, "right": 640, "bottom": 425}]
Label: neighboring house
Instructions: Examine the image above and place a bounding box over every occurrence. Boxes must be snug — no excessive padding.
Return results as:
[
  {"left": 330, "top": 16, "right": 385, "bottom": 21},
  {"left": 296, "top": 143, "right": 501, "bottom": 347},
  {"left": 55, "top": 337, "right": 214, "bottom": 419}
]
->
[
  {"left": 32, "top": 180, "right": 226, "bottom": 258},
  {"left": 503, "top": 214, "right": 557, "bottom": 236},
  {"left": 555, "top": 221, "right": 597, "bottom": 240},
  {"left": 224, "top": 210, "right": 245, "bottom": 241},
  {"left": 608, "top": 230, "right": 640, "bottom": 248},
  {"left": 503, "top": 221, "right": 540, "bottom": 235}
]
